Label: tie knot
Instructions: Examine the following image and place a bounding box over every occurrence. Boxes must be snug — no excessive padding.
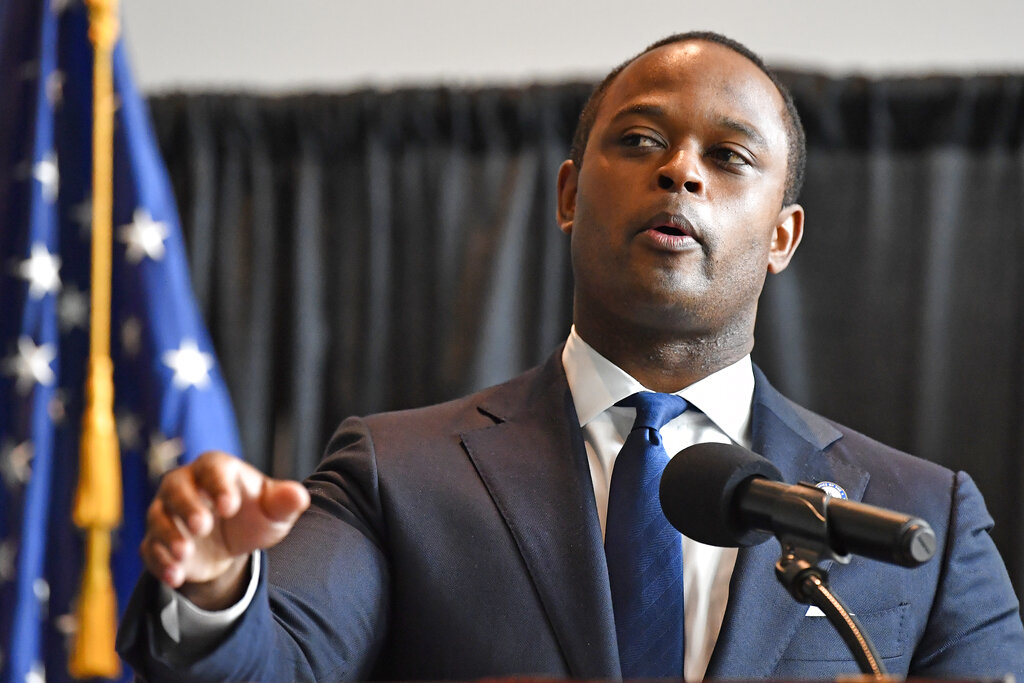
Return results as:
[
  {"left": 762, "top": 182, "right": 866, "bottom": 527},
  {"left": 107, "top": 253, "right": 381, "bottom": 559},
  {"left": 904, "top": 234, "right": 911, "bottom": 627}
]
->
[{"left": 616, "top": 391, "right": 689, "bottom": 433}]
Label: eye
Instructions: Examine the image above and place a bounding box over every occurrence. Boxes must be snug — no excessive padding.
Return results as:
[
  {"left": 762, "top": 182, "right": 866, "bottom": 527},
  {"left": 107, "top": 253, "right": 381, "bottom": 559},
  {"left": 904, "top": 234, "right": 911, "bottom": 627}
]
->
[
  {"left": 621, "top": 132, "right": 665, "bottom": 149},
  {"left": 709, "top": 147, "right": 751, "bottom": 167}
]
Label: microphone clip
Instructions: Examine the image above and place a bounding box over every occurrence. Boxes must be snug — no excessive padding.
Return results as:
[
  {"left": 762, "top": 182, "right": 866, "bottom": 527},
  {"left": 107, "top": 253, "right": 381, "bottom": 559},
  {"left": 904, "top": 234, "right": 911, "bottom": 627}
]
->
[
  {"left": 774, "top": 545, "right": 831, "bottom": 604},
  {"left": 768, "top": 480, "right": 851, "bottom": 567}
]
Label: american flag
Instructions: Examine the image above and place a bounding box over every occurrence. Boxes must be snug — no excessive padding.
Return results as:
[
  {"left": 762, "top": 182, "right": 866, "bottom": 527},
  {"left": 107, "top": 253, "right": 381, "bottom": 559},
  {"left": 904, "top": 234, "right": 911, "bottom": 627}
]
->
[{"left": 0, "top": 1, "right": 241, "bottom": 681}]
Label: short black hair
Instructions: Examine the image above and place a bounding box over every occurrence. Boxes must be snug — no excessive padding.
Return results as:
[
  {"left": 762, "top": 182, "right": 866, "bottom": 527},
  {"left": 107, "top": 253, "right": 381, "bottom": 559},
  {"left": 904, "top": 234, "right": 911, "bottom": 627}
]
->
[{"left": 568, "top": 31, "right": 806, "bottom": 207}]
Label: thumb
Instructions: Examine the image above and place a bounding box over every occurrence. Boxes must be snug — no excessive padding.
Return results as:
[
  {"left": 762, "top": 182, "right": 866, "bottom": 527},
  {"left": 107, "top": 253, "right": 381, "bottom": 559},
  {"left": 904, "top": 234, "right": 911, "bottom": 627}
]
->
[{"left": 260, "top": 479, "right": 311, "bottom": 524}]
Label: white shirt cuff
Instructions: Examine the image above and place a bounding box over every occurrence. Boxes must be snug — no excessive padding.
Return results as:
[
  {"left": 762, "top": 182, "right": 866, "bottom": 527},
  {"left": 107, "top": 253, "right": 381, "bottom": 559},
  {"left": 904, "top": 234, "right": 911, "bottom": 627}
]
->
[{"left": 157, "top": 551, "right": 261, "bottom": 647}]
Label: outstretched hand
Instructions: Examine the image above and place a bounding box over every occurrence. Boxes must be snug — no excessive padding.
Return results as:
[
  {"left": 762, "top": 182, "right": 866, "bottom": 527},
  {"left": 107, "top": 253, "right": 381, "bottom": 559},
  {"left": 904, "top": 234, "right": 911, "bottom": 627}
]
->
[{"left": 140, "top": 451, "right": 310, "bottom": 609}]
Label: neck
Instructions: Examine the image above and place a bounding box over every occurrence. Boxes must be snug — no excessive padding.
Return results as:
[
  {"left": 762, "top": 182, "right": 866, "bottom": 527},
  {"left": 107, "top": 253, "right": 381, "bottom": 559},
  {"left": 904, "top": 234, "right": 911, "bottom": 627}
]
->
[{"left": 574, "top": 318, "right": 754, "bottom": 393}]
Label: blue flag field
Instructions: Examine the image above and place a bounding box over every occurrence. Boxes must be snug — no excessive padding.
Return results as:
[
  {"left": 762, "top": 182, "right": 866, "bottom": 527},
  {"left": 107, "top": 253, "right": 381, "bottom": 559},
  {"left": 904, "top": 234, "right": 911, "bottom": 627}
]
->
[{"left": 0, "top": 1, "right": 241, "bottom": 681}]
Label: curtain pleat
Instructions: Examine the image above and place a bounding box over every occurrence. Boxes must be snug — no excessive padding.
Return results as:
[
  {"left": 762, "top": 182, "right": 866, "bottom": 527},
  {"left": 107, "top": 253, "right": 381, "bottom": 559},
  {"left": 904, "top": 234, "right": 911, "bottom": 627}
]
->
[
  {"left": 148, "top": 75, "right": 1024, "bottom": 603},
  {"left": 237, "top": 109, "right": 277, "bottom": 476}
]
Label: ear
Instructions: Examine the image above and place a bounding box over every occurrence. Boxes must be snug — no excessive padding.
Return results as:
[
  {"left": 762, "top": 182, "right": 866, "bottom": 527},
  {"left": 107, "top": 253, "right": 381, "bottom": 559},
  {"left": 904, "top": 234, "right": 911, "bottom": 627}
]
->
[
  {"left": 767, "top": 203, "right": 804, "bottom": 274},
  {"left": 556, "top": 159, "right": 578, "bottom": 234}
]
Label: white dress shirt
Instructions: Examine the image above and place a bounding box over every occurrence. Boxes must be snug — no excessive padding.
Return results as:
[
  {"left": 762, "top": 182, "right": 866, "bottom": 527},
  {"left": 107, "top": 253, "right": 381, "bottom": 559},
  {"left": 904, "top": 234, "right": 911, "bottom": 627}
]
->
[
  {"left": 162, "top": 329, "right": 756, "bottom": 680},
  {"left": 562, "top": 327, "right": 754, "bottom": 681}
]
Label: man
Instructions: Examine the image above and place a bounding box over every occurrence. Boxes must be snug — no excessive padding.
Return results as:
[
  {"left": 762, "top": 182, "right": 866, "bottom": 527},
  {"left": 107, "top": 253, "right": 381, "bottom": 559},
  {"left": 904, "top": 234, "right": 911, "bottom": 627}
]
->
[{"left": 118, "top": 32, "right": 1024, "bottom": 680}]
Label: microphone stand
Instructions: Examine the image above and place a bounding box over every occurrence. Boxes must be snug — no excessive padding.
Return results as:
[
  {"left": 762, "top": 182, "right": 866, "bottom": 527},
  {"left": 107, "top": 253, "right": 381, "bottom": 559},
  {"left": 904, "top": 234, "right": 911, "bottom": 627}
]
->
[
  {"left": 765, "top": 481, "right": 887, "bottom": 677},
  {"left": 774, "top": 546, "right": 886, "bottom": 677}
]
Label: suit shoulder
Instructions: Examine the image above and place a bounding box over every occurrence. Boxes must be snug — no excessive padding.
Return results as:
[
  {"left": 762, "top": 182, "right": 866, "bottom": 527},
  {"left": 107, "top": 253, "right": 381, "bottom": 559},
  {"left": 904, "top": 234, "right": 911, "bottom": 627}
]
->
[
  {"left": 791, "top": 398, "right": 958, "bottom": 511},
  {"left": 822, "top": 414, "right": 952, "bottom": 484},
  {"left": 755, "top": 370, "right": 957, "bottom": 511},
  {"left": 763, "top": 378, "right": 955, "bottom": 487},
  {"left": 326, "top": 357, "right": 556, "bottom": 455}
]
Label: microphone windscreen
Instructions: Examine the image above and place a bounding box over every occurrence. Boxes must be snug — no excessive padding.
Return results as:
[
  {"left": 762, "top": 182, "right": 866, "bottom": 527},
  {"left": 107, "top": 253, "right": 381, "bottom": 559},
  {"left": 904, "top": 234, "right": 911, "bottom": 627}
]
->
[{"left": 659, "top": 442, "right": 781, "bottom": 547}]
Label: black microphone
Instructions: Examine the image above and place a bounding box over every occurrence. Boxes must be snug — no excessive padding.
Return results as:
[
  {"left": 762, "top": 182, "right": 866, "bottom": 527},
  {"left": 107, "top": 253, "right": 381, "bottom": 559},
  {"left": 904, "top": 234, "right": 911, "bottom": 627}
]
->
[{"left": 659, "top": 442, "right": 937, "bottom": 567}]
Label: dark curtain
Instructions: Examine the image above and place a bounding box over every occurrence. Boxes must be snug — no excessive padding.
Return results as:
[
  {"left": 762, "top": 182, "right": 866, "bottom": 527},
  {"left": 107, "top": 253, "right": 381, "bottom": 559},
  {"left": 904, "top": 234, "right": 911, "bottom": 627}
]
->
[{"left": 147, "top": 72, "right": 1024, "bottom": 603}]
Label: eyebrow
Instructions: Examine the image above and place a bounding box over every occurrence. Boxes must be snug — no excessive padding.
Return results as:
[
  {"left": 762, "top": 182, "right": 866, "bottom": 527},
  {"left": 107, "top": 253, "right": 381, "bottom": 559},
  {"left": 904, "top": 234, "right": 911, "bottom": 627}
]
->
[
  {"left": 609, "top": 103, "right": 667, "bottom": 125},
  {"left": 716, "top": 116, "right": 768, "bottom": 149},
  {"left": 609, "top": 103, "right": 769, "bottom": 149}
]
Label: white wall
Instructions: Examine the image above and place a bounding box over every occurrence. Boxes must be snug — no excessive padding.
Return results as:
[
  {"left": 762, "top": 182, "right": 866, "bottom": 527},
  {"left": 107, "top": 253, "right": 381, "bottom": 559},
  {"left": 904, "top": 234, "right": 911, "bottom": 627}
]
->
[{"left": 124, "top": 0, "right": 1024, "bottom": 92}]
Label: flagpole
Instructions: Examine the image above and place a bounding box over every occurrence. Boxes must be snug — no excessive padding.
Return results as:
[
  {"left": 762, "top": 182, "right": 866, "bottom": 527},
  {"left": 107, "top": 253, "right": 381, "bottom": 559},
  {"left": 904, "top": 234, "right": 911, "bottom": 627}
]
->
[{"left": 71, "top": 0, "right": 123, "bottom": 676}]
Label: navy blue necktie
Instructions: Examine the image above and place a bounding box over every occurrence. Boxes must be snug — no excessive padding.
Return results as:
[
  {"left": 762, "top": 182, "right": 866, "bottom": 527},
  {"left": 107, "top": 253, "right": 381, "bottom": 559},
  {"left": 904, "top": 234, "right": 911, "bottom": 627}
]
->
[{"left": 605, "top": 391, "right": 689, "bottom": 678}]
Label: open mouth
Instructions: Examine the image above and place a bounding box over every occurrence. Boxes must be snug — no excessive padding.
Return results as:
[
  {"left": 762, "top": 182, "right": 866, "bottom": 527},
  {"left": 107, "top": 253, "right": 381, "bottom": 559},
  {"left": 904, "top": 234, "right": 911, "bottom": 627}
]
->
[{"left": 643, "top": 211, "right": 698, "bottom": 242}]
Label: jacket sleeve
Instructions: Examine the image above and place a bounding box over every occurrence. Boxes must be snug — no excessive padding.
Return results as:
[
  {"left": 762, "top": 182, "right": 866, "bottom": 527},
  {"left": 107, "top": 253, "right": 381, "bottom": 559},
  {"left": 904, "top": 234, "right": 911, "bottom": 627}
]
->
[
  {"left": 116, "top": 416, "right": 390, "bottom": 682},
  {"left": 910, "top": 470, "right": 1024, "bottom": 678}
]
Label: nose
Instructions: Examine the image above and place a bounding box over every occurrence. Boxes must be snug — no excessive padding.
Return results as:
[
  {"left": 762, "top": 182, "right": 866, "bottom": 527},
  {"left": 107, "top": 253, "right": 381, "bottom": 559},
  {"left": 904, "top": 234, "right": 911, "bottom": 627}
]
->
[{"left": 657, "top": 149, "right": 703, "bottom": 195}]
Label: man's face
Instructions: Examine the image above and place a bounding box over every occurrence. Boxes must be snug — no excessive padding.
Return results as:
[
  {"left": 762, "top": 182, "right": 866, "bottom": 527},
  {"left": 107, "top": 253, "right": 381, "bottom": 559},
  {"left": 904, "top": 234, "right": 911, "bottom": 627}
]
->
[{"left": 557, "top": 40, "right": 803, "bottom": 341}]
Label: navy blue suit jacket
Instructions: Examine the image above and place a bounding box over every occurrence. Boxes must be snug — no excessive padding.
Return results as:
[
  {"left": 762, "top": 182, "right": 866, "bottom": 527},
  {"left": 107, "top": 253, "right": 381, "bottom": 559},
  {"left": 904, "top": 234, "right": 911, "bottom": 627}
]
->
[{"left": 118, "top": 351, "right": 1024, "bottom": 680}]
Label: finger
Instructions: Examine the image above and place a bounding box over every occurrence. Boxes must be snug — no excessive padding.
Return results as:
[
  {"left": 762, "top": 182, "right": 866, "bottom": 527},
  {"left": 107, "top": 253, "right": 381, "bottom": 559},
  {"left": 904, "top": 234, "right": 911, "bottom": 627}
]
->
[
  {"left": 142, "top": 535, "right": 185, "bottom": 587},
  {"left": 260, "top": 480, "right": 311, "bottom": 524},
  {"left": 192, "top": 451, "right": 262, "bottom": 518},
  {"left": 159, "top": 470, "right": 215, "bottom": 536},
  {"left": 146, "top": 500, "right": 194, "bottom": 561}
]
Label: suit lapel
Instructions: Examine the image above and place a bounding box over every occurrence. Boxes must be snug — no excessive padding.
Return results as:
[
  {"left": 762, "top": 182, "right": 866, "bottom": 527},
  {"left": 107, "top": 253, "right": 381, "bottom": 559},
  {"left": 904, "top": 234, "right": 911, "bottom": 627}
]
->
[
  {"left": 460, "top": 352, "right": 620, "bottom": 679},
  {"left": 459, "top": 358, "right": 874, "bottom": 678},
  {"left": 707, "top": 368, "right": 869, "bottom": 678}
]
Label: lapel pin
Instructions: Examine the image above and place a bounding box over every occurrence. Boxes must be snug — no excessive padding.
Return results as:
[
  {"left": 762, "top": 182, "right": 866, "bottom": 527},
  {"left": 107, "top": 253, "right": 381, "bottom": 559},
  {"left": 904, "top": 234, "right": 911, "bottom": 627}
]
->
[{"left": 815, "top": 480, "right": 848, "bottom": 499}]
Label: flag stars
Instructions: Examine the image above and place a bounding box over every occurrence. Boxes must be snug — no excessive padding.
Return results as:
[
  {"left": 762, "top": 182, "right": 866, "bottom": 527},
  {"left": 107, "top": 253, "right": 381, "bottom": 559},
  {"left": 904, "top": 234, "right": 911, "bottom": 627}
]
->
[
  {"left": 54, "top": 613, "right": 78, "bottom": 654},
  {"left": 17, "top": 243, "right": 62, "bottom": 299},
  {"left": 33, "top": 578, "right": 49, "bottom": 606},
  {"left": 162, "top": 339, "right": 213, "bottom": 390},
  {"left": 71, "top": 197, "right": 92, "bottom": 235},
  {"left": 55, "top": 612, "right": 77, "bottom": 636},
  {"left": 46, "top": 70, "right": 64, "bottom": 106},
  {"left": 48, "top": 390, "right": 68, "bottom": 424},
  {"left": 118, "top": 208, "right": 168, "bottom": 263},
  {"left": 18, "top": 61, "right": 39, "bottom": 81},
  {"left": 4, "top": 337, "right": 57, "bottom": 395},
  {"left": 58, "top": 284, "right": 89, "bottom": 331},
  {"left": 148, "top": 433, "right": 184, "bottom": 480},
  {"left": 117, "top": 412, "right": 143, "bottom": 451},
  {"left": 0, "top": 441, "right": 34, "bottom": 489},
  {"left": 26, "top": 661, "right": 44, "bottom": 683},
  {"left": 120, "top": 316, "right": 143, "bottom": 358},
  {"left": 33, "top": 151, "right": 59, "bottom": 203},
  {"left": 0, "top": 539, "right": 16, "bottom": 583},
  {"left": 50, "top": 0, "right": 76, "bottom": 14}
]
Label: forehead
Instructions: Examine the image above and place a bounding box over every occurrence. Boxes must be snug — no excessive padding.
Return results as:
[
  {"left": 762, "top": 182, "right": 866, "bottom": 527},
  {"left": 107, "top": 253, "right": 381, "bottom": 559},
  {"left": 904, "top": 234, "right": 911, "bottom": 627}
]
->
[{"left": 595, "top": 41, "right": 789, "bottom": 147}]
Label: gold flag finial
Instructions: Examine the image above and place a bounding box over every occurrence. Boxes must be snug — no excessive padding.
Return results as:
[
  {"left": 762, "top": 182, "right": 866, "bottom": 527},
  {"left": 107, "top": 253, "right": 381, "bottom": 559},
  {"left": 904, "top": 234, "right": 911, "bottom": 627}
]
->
[{"left": 70, "top": 0, "right": 122, "bottom": 677}]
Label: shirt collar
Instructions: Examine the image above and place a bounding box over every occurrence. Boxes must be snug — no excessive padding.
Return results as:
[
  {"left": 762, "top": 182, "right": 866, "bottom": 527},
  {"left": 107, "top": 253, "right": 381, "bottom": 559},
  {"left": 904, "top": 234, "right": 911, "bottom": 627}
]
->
[{"left": 562, "top": 326, "right": 754, "bottom": 445}]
